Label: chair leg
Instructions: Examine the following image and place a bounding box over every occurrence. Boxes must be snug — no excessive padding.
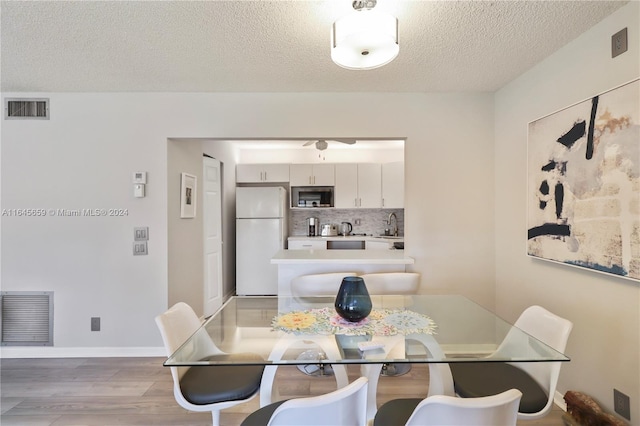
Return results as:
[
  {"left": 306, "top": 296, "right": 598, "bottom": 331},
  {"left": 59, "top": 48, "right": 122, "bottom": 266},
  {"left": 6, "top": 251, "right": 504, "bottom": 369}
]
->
[
  {"left": 211, "top": 409, "right": 220, "bottom": 426},
  {"left": 381, "top": 362, "right": 412, "bottom": 376}
]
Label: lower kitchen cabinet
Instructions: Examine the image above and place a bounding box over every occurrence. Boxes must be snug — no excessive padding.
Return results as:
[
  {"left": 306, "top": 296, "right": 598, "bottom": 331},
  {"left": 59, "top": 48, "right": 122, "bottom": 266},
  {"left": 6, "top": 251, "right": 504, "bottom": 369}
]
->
[
  {"left": 288, "top": 239, "right": 327, "bottom": 250},
  {"left": 365, "top": 240, "right": 393, "bottom": 250}
]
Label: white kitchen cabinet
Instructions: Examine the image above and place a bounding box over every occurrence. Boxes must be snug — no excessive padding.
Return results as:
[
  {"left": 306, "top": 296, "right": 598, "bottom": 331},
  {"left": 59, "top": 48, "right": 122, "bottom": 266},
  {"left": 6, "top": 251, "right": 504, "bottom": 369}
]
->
[
  {"left": 382, "top": 161, "right": 404, "bottom": 208},
  {"left": 290, "top": 164, "right": 335, "bottom": 186},
  {"left": 365, "top": 240, "right": 393, "bottom": 250},
  {"left": 236, "top": 164, "right": 289, "bottom": 183},
  {"left": 288, "top": 239, "right": 327, "bottom": 250},
  {"left": 334, "top": 163, "right": 382, "bottom": 208}
]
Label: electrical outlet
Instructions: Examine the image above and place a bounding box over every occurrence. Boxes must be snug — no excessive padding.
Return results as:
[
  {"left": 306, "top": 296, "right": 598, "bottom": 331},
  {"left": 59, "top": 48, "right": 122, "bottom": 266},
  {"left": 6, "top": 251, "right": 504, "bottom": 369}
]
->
[
  {"left": 354, "top": 219, "right": 361, "bottom": 226},
  {"left": 91, "top": 317, "right": 101, "bottom": 332},
  {"left": 612, "top": 28, "right": 628, "bottom": 58},
  {"left": 614, "top": 389, "right": 630, "bottom": 420}
]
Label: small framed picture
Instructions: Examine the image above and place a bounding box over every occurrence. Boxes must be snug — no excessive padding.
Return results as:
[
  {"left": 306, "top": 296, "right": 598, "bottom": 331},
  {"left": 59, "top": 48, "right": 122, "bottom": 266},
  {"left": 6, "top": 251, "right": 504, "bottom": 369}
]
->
[{"left": 180, "top": 173, "right": 197, "bottom": 218}]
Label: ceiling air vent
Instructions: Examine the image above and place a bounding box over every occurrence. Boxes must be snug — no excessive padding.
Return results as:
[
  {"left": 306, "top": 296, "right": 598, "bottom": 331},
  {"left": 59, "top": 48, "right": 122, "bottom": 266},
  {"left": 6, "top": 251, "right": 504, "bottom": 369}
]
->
[{"left": 4, "top": 98, "right": 49, "bottom": 120}]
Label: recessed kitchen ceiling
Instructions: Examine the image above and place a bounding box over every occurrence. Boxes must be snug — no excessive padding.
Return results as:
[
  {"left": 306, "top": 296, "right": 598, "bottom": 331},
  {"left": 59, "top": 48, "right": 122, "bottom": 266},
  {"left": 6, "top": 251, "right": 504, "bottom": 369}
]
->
[
  {"left": 232, "top": 139, "right": 404, "bottom": 150},
  {"left": 1, "top": 1, "right": 627, "bottom": 93}
]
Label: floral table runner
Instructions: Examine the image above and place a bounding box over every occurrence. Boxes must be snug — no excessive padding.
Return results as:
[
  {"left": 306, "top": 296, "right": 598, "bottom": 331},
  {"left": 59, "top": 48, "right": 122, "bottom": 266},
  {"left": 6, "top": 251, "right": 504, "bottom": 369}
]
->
[{"left": 272, "top": 307, "right": 436, "bottom": 336}]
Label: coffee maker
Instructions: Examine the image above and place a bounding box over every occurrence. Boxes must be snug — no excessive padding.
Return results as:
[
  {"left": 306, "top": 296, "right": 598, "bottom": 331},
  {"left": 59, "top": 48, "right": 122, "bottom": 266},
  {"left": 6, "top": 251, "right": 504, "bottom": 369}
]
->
[{"left": 307, "top": 217, "right": 319, "bottom": 236}]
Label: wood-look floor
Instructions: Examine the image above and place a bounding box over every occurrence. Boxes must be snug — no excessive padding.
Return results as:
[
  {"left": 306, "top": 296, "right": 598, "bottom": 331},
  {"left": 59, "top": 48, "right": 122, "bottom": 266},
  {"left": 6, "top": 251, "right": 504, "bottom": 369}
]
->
[{"left": 1, "top": 357, "right": 565, "bottom": 425}]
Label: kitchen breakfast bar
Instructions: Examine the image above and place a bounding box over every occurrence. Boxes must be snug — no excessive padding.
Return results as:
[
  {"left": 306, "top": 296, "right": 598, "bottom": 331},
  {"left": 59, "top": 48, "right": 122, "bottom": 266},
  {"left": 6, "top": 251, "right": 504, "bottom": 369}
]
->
[{"left": 271, "top": 249, "right": 415, "bottom": 296}]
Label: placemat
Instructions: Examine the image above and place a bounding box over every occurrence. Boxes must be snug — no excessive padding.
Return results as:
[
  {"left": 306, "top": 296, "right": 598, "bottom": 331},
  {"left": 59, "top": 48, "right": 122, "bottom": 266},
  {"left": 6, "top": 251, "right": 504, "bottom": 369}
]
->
[{"left": 272, "top": 307, "right": 436, "bottom": 336}]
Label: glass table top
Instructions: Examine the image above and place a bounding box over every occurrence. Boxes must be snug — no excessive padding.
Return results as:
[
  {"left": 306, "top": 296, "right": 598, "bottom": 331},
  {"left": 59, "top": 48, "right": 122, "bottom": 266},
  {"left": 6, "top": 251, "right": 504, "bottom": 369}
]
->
[{"left": 164, "top": 295, "right": 570, "bottom": 367}]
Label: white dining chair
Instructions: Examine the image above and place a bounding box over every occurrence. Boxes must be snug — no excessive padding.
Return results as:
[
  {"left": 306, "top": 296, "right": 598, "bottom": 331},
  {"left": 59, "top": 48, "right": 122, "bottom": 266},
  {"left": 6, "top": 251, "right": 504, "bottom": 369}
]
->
[
  {"left": 242, "top": 377, "right": 368, "bottom": 426},
  {"left": 450, "top": 305, "right": 573, "bottom": 420},
  {"left": 373, "top": 388, "right": 522, "bottom": 426},
  {"left": 290, "top": 272, "right": 357, "bottom": 298},
  {"left": 358, "top": 272, "right": 420, "bottom": 295},
  {"left": 155, "top": 302, "right": 265, "bottom": 426},
  {"left": 358, "top": 272, "right": 421, "bottom": 377}
]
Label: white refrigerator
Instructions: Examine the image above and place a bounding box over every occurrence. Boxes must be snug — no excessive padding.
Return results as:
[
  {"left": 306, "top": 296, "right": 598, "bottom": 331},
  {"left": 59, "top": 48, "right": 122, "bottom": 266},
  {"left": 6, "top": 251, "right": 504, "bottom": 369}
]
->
[{"left": 236, "top": 187, "right": 287, "bottom": 295}]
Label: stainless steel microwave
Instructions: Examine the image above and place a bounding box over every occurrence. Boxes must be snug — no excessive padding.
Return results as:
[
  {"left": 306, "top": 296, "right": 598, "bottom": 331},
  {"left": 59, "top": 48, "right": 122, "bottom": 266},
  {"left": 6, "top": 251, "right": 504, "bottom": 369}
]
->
[{"left": 291, "top": 186, "right": 334, "bottom": 208}]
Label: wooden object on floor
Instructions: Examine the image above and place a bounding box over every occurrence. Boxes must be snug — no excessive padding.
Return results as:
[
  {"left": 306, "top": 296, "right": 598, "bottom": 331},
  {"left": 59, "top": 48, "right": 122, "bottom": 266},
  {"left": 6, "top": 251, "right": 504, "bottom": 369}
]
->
[{"left": 563, "top": 391, "right": 627, "bottom": 426}]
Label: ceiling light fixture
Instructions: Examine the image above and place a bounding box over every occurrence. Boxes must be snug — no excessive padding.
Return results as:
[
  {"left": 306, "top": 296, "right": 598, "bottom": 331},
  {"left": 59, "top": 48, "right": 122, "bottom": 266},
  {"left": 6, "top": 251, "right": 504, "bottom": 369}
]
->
[{"left": 331, "top": 0, "right": 399, "bottom": 70}]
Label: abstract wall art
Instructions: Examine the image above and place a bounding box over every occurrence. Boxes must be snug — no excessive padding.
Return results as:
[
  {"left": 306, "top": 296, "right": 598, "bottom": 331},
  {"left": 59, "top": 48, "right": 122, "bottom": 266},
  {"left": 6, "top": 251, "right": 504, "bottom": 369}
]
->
[{"left": 527, "top": 79, "right": 639, "bottom": 281}]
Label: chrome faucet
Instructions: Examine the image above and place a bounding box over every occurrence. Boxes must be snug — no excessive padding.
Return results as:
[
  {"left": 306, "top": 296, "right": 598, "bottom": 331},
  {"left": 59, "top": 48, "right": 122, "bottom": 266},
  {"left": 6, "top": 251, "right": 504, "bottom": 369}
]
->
[{"left": 387, "top": 212, "right": 398, "bottom": 236}]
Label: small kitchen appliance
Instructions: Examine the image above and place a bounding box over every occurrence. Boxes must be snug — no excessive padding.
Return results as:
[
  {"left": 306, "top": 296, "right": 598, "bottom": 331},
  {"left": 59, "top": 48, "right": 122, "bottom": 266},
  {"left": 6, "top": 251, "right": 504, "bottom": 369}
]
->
[
  {"left": 340, "top": 222, "right": 353, "bottom": 236},
  {"left": 307, "top": 217, "right": 319, "bottom": 236},
  {"left": 321, "top": 223, "right": 339, "bottom": 236}
]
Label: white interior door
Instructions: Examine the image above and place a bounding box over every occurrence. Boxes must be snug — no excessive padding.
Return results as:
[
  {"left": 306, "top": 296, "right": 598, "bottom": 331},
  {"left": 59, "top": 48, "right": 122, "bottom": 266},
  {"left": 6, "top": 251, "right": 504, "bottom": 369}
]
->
[{"left": 203, "top": 157, "right": 223, "bottom": 316}]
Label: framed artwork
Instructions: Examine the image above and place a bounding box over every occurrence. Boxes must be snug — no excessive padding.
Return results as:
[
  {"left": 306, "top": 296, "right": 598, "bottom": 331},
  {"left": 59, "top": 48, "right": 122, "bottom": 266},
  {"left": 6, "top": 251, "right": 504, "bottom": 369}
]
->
[
  {"left": 180, "top": 173, "right": 197, "bottom": 218},
  {"left": 527, "top": 78, "right": 639, "bottom": 281}
]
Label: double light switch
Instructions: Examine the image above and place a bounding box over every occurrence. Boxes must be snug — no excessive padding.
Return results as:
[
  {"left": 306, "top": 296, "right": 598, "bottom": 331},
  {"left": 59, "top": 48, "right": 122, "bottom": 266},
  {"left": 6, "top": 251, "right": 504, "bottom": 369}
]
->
[{"left": 133, "top": 227, "right": 149, "bottom": 255}]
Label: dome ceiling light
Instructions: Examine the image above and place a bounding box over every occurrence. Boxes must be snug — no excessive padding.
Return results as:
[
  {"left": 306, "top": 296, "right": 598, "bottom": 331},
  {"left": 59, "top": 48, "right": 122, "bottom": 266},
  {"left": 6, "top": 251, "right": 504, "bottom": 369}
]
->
[{"left": 331, "top": 0, "right": 399, "bottom": 70}]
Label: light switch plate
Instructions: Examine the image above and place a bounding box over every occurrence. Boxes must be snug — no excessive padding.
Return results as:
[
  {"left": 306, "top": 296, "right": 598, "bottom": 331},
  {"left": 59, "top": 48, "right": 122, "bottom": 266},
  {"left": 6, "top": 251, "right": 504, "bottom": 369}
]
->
[
  {"left": 133, "top": 241, "right": 148, "bottom": 255},
  {"left": 134, "top": 227, "right": 149, "bottom": 241}
]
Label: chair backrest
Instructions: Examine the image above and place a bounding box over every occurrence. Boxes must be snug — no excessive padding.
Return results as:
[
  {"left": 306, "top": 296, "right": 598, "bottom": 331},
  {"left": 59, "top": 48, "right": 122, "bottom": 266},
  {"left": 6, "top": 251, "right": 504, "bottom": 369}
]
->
[
  {"left": 358, "top": 272, "right": 420, "bottom": 295},
  {"left": 515, "top": 305, "right": 572, "bottom": 405},
  {"left": 514, "top": 305, "right": 573, "bottom": 354},
  {"left": 155, "top": 302, "right": 220, "bottom": 380},
  {"left": 405, "top": 388, "right": 522, "bottom": 426},
  {"left": 496, "top": 305, "right": 573, "bottom": 419},
  {"left": 267, "top": 377, "right": 368, "bottom": 426},
  {"left": 290, "top": 272, "right": 357, "bottom": 297}
]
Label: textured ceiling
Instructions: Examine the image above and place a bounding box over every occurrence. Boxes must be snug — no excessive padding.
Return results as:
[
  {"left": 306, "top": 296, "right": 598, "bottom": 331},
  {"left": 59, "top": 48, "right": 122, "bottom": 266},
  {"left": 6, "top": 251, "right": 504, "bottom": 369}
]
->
[{"left": 1, "top": 1, "right": 628, "bottom": 93}]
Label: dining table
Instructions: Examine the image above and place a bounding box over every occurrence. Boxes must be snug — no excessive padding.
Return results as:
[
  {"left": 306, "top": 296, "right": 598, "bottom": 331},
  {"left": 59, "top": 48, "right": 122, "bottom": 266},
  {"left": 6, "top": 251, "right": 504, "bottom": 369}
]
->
[{"left": 164, "top": 294, "right": 570, "bottom": 420}]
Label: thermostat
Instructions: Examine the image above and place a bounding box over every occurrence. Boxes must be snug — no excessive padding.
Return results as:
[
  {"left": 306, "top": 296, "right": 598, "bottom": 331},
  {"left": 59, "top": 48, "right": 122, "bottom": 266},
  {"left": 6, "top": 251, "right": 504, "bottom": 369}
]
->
[{"left": 132, "top": 172, "right": 147, "bottom": 184}]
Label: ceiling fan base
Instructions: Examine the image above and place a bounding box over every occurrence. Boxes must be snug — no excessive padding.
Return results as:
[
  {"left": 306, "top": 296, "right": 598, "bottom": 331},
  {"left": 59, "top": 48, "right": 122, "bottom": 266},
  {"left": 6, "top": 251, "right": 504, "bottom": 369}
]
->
[{"left": 303, "top": 139, "right": 357, "bottom": 151}]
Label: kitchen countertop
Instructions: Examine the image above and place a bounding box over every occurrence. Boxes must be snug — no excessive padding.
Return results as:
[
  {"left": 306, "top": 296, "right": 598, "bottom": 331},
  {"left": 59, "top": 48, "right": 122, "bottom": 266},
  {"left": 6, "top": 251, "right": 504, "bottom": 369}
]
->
[
  {"left": 271, "top": 249, "right": 414, "bottom": 264},
  {"left": 288, "top": 235, "right": 404, "bottom": 242}
]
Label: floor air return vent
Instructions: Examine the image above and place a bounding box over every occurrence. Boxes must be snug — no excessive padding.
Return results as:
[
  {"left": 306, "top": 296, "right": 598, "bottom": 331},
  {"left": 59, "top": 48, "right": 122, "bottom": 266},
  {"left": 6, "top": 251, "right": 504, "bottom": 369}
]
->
[{"left": 1, "top": 291, "right": 53, "bottom": 346}]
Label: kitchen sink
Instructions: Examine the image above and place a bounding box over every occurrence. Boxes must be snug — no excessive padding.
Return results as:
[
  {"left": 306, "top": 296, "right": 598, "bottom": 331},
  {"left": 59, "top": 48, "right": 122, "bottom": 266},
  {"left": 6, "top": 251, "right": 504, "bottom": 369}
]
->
[{"left": 376, "top": 235, "right": 403, "bottom": 239}]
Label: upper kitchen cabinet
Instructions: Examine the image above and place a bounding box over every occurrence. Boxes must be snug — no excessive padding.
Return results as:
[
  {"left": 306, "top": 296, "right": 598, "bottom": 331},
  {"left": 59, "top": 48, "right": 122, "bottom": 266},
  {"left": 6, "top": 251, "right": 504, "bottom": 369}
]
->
[
  {"left": 236, "top": 164, "right": 290, "bottom": 183},
  {"left": 381, "top": 161, "right": 404, "bottom": 208},
  {"left": 290, "top": 164, "right": 335, "bottom": 186},
  {"left": 335, "top": 163, "right": 382, "bottom": 208}
]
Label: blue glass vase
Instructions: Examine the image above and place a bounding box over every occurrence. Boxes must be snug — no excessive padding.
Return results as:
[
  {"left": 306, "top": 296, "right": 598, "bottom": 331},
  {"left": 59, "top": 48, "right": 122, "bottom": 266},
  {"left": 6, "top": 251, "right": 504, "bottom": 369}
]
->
[{"left": 334, "top": 276, "right": 372, "bottom": 322}]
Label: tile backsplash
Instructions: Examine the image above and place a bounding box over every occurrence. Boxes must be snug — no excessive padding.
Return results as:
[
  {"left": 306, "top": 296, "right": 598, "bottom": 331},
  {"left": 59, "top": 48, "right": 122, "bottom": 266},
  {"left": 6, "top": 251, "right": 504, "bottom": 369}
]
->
[{"left": 290, "top": 208, "right": 404, "bottom": 237}]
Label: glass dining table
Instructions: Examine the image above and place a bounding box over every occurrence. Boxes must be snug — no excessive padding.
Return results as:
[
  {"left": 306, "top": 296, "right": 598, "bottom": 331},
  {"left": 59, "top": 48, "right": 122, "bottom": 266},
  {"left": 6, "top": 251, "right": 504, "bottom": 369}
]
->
[{"left": 164, "top": 295, "right": 570, "bottom": 420}]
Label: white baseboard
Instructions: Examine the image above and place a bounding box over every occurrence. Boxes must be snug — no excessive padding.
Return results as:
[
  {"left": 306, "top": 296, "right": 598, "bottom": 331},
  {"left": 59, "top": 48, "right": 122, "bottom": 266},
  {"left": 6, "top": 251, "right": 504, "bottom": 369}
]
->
[
  {"left": 554, "top": 390, "right": 567, "bottom": 411},
  {"left": 0, "top": 346, "right": 166, "bottom": 358}
]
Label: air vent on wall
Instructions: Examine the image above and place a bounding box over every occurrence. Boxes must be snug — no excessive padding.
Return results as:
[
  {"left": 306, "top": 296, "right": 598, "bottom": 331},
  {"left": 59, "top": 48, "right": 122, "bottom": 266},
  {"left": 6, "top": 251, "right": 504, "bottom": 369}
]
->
[
  {"left": 1, "top": 291, "right": 53, "bottom": 346},
  {"left": 4, "top": 98, "right": 49, "bottom": 119}
]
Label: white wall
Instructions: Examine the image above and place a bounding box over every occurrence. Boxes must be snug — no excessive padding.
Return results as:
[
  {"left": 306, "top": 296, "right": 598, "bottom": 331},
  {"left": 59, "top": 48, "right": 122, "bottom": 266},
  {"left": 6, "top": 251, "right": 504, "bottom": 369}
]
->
[
  {"left": 494, "top": 1, "right": 639, "bottom": 420},
  {"left": 167, "top": 139, "right": 205, "bottom": 315},
  {"left": 1, "top": 92, "right": 494, "bottom": 355}
]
